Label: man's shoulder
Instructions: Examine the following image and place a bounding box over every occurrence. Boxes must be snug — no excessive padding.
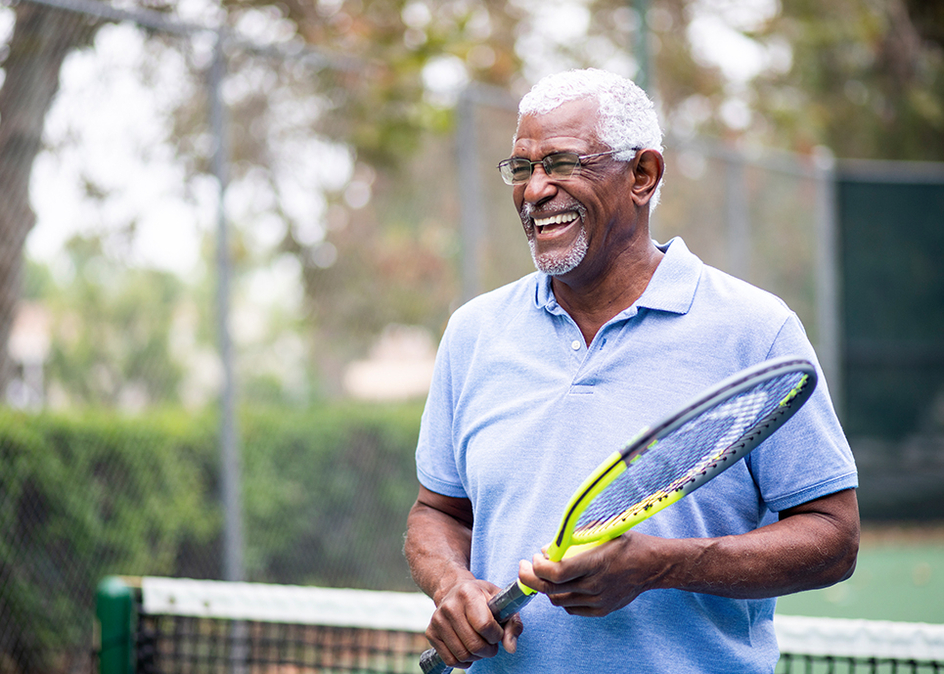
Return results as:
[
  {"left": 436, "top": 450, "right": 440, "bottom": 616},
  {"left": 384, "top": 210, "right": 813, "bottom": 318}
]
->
[
  {"left": 653, "top": 238, "right": 791, "bottom": 323},
  {"left": 448, "top": 273, "right": 542, "bottom": 329},
  {"left": 435, "top": 273, "right": 544, "bottom": 379},
  {"left": 696, "top": 260, "right": 793, "bottom": 320}
]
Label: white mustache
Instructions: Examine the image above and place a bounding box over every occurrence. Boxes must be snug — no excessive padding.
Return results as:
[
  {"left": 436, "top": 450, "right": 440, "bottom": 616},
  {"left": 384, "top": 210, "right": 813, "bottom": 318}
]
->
[{"left": 520, "top": 202, "right": 535, "bottom": 225}]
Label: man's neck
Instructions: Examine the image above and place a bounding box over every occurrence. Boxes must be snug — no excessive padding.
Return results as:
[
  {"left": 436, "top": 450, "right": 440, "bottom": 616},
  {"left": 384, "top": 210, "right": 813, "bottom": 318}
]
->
[{"left": 551, "top": 240, "right": 664, "bottom": 346}]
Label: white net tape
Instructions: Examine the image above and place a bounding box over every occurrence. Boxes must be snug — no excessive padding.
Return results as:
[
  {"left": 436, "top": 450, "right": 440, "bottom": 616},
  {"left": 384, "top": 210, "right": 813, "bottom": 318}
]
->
[
  {"left": 775, "top": 614, "right": 944, "bottom": 662},
  {"left": 141, "top": 577, "right": 434, "bottom": 633}
]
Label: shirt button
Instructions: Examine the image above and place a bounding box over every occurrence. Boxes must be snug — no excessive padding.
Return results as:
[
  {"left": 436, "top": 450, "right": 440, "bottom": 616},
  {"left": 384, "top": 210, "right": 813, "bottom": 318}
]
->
[{"left": 571, "top": 340, "right": 581, "bottom": 351}]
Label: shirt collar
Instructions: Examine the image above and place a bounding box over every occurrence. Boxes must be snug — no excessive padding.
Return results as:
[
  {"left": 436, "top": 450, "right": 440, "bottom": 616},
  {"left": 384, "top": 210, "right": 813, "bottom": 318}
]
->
[
  {"left": 532, "top": 236, "right": 701, "bottom": 316},
  {"left": 635, "top": 236, "right": 701, "bottom": 314}
]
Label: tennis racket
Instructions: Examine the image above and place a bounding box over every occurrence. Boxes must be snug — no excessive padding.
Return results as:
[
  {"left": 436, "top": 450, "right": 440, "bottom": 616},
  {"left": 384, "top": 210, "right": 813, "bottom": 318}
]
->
[{"left": 419, "top": 356, "right": 818, "bottom": 674}]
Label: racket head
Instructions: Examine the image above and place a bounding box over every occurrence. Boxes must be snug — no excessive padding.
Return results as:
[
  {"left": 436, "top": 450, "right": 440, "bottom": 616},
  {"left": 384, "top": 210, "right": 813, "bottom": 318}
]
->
[{"left": 546, "top": 357, "right": 818, "bottom": 561}]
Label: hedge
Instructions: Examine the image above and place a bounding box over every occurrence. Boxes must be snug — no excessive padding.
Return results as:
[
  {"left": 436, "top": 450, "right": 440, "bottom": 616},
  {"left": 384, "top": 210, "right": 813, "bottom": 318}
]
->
[{"left": 0, "top": 402, "right": 424, "bottom": 672}]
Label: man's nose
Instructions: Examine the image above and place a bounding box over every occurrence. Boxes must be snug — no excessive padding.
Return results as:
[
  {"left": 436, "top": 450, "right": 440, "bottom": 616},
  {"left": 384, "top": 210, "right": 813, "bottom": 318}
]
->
[{"left": 522, "top": 163, "right": 557, "bottom": 205}]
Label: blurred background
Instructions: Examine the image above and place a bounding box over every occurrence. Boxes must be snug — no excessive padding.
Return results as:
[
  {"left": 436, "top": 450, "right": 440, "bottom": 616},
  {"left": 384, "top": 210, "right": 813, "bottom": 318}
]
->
[{"left": 1, "top": 0, "right": 942, "bottom": 672}]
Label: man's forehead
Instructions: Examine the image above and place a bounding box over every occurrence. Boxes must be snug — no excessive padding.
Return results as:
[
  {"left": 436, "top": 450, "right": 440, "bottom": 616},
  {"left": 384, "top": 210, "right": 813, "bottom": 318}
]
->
[{"left": 513, "top": 98, "right": 601, "bottom": 145}]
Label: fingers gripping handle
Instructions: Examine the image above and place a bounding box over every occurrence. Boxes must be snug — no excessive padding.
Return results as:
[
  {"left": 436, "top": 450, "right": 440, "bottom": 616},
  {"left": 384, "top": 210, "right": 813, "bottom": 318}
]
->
[{"left": 419, "top": 580, "right": 535, "bottom": 674}]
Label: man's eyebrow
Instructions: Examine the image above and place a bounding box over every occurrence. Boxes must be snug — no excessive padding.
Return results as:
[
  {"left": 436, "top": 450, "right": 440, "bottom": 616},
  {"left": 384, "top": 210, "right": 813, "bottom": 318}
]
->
[{"left": 509, "top": 146, "right": 584, "bottom": 157}]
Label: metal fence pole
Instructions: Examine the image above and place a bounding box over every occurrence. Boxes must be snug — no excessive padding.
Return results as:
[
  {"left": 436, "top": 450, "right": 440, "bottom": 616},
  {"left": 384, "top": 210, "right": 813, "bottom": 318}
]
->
[
  {"left": 633, "top": 0, "right": 653, "bottom": 96},
  {"left": 210, "top": 28, "right": 244, "bottom": 583},
  {"left": 814, "top": 148, "right": 842, "bottom": 414},
  {"left": 725, "top": 150, "right": 751, "bottom": 280},
  {"left": 456, "top": 86, "right": 484, "bottom": 303},
  {"left": 456, "top": 84, "right": 519, "bottom": 302}
]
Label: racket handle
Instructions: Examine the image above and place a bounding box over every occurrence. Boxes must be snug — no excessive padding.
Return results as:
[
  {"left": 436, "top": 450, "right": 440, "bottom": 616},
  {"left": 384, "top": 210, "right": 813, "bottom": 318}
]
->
[
  {"left": 490, "top": 578, "right": 536, "bottom": 621},
  {"left": 419, "top": 648, "right": 452, "bottom": 674},
  {"left": 418, "top": 579, "right": 536, "bottom": 674}
]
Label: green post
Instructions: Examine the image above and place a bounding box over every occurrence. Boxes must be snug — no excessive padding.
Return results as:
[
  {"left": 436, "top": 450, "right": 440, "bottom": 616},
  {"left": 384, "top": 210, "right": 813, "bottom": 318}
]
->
[
  {"left": 633, "top": 0, "right": 653, "bottom": 96},
  {"left": 96, "top": 577, "right": 133, "bottom": 674}
]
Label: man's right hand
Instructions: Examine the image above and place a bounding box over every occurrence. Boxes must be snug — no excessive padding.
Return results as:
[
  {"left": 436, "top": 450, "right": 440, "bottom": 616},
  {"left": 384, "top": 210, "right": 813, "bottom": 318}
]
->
[
  {"left": 425, "top": 578, "right": 524, "bottom": 669},
  {"left": 405, "top": 487, "right": 522, "bottom": 667}
]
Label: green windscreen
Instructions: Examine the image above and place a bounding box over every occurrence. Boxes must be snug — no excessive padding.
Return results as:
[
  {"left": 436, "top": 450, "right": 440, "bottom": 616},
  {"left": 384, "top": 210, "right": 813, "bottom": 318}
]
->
[{"left": 839, "top": 173, "right": 944, "bottom": 440}]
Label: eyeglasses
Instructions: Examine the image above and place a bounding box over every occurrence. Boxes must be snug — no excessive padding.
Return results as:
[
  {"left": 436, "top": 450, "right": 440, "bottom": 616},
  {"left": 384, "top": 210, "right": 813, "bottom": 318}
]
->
[{"left": 497, "top": 149, "right": 638, "bottom": 185}]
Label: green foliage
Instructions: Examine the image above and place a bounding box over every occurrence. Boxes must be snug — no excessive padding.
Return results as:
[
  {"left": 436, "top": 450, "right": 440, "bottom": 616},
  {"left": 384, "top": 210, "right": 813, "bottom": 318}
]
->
[
  {"left": 22, "top": 258, "right": 55, "bottom": 301},
  {"left": 44, "top": 235, "right": 186, "bottom": 407},
  {"left": 751, "top": 0, "right": 944, "bottom": 160},
  {"left": 239, "top": 402, "right": 424, "bottom": 588},
  {"left": 0, "top": 402, "right": 423, "bottom": 667},
  {"left": 0, "top": 408, "right": 215, "bottom": 669}
]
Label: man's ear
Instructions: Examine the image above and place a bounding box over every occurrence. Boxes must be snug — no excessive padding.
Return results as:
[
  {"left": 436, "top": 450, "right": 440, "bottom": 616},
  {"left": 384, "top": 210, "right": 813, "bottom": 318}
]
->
[{"left": 631, "top": 149, "right": 664, "bottom": 206}]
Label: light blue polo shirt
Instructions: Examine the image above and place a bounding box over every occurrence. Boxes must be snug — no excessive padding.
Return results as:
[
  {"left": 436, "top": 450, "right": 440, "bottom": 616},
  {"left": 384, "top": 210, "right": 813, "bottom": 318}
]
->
[{"left": 416, "top": 237, "right": 857, "bottom": 673}]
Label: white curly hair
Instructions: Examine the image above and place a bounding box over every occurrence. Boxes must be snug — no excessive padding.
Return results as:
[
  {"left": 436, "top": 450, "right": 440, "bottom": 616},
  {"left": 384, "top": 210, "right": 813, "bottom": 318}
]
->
[{"left": 518, "top": 68, "right": 664, "bottom": 207}]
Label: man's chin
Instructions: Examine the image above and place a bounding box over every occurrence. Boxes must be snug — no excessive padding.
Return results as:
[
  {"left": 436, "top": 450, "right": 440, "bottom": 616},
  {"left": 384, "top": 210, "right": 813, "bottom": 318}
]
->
[
  {"left": 530, "top": 236, "right": 588, "bottom": 276},
  {"left": 532, "top": 251, "right": 585, "bottom": 276},
  {"left": 526, "top": 219, "right": 588, "bottom": 275}
]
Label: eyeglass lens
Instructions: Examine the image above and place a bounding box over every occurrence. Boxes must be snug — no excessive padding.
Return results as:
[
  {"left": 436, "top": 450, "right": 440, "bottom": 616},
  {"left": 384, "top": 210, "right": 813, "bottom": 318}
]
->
[{"left": 501, "top": 152, "right": 581, "bottom": 184}]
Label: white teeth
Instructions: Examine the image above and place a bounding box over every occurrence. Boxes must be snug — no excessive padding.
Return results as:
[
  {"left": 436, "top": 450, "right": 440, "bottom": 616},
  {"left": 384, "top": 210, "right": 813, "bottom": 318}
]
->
[{"left": 534, "top": 211, "right": 578, "bottom": 228}]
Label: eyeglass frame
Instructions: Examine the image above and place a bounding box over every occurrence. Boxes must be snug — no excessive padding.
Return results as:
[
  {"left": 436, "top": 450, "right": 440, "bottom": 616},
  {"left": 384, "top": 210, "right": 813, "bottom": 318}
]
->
[{"left": 496, "top": 148, "right": 641, "bottom": 185}]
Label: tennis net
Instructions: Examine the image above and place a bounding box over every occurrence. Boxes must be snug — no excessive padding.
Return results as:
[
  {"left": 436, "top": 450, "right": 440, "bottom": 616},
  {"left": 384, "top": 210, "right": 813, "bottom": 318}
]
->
[
  {"left": 96, "top": 577, "right": 435, "bottom": 674},
  {"left": 775, "top": 614, "right": 944, "bottom": 673},
  {"left": 97, "top": 576, "right": 944, "bottom": 674}
]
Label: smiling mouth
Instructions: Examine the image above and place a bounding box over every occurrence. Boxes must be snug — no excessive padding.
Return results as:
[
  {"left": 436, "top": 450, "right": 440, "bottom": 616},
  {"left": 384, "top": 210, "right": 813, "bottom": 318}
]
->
[{"left": 533, "top": 211, "right": 579, "bottom": 233}]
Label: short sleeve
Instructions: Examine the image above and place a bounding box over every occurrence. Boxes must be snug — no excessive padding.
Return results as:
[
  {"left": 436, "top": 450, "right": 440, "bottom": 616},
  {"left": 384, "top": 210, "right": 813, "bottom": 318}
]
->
[
  {"left": 415, "top": 319, "right": 468, "bottom": 498},
  {"left": 749, "top": 313, "right": 858, "bottom": 511}
]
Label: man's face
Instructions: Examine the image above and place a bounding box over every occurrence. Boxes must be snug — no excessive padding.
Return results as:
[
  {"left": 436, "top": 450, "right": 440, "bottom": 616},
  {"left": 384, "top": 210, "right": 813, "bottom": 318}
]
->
[{"left": 511, "top": 98, "right": 636, "bottom": 281}]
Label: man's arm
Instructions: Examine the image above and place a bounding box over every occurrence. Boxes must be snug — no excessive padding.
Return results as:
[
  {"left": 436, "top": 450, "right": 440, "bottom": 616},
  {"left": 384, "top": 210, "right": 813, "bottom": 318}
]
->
[
  {"left": 404, "top": 485, "right": 523, "bottom": 668},
  {"left": 519, "top": 488, "right": 860, "bottom": 617}
]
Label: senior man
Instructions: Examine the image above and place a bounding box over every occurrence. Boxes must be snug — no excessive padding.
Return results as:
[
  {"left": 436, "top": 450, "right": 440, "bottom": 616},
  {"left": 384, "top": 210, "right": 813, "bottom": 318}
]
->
[{"left": 404, "top": 68, "right": 859, "bottom": 673}]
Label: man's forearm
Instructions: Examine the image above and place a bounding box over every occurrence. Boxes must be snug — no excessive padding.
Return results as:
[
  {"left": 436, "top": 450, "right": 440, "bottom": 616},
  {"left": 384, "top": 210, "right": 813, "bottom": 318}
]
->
[
  {"left": 661, "top": 488, "right": 859, "bottom": 598},
  {"left": 522, "top": 489, "right": 860, "bottom": 616},
  {"left": 406, "top": 489, "right": 523, "bottom": 665},
  {"left": 405, "top": 497, "right": 476, "bottom": 604}
]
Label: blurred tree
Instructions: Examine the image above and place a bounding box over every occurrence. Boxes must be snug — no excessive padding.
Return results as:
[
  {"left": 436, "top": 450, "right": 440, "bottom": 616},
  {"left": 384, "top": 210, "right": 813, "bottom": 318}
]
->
[
  {"left": 750, "top": 0, "right": 944, "bottom": 160},
  {"left": 0, "top": 0, "right": 529, "bottom": 402},
  {"left": 2, "top": 0, "right": 943, "bottom": 402},
  {"left": 166, "top": 0, "right": 532, "bottom": 393},
  {"left": 0, "top": 3, "right": 103, "bottom": 395},
  {"left": 904, "top": 0, "right": 944, "bottom": 50}
]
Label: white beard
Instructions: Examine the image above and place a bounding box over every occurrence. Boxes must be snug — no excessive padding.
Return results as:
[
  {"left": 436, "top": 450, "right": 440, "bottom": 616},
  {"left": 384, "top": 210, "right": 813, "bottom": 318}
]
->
[
  {"left": 528, "top": 222, "right": 589, "bottom": 276},
  {"left": 521, "top": 200, "right": 589, "bottom": 276}
]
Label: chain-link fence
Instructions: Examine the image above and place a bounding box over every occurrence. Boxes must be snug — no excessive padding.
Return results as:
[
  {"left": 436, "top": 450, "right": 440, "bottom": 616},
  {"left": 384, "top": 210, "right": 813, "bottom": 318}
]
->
[{"left": 0, "top": 1, "right": 848, "bottom": 672}]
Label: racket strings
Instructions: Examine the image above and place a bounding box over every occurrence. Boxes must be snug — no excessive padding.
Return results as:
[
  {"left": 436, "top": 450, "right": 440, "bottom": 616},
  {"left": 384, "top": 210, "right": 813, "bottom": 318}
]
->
[{"left": 573, "top": 373, "right": 807, "bottom": 538}]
